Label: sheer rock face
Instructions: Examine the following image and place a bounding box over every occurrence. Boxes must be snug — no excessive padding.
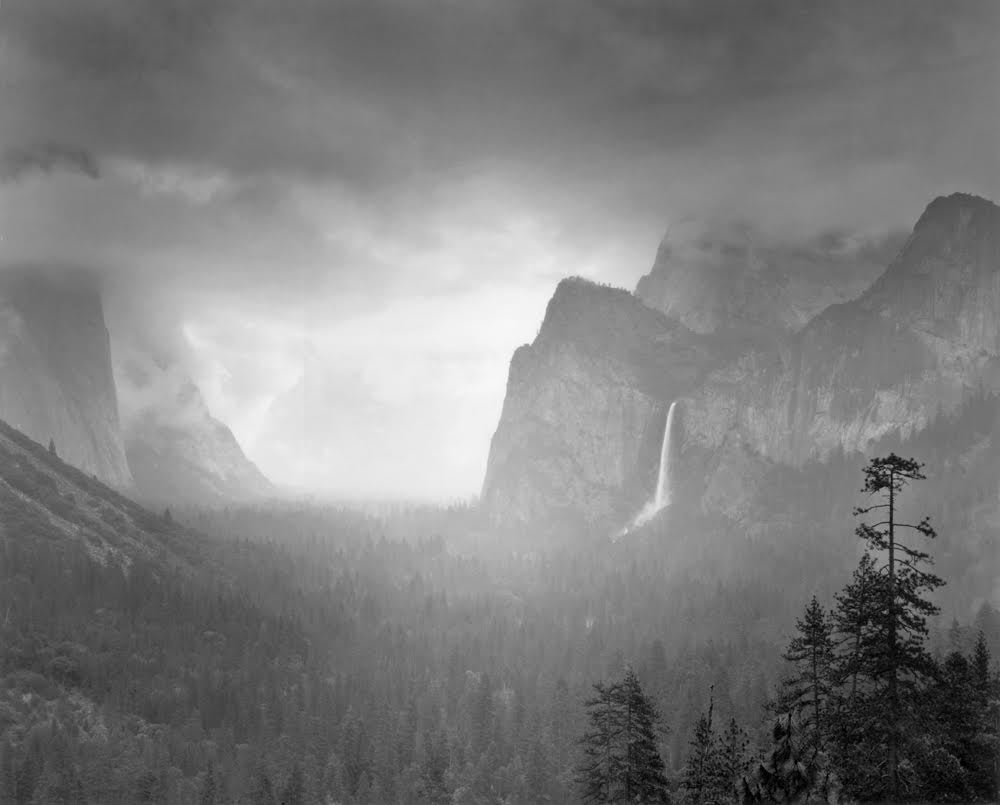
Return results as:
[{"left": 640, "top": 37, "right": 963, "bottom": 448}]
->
[
  {"left": 115, "top": 355, "right": 273, "bottom": 506},
  {"left": 481, "top": 278, "right": 731, "bottom": 526},
  {"left": 483, "top": 194, "right": 1000, "bottom": 528},
  {"left": 687, "top": 193, "right": 1000, "bottom": 464},
  {"left": 0, "top": 270, "right": 133, "bottom": 488}
]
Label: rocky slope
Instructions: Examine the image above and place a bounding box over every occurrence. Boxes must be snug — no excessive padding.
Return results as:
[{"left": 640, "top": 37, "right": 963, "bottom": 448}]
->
[
  {"left": 0, "top": 269, "right": 133, "bottom": 488},
  {"left": 115, "top": 354, "right": 273, "bottom": 506},
  {"left": 0, "top": 415, "right": 192, "bottom": 571},
  {"left": 483, "top": 193, "right": 1000, "bottom": 530}
]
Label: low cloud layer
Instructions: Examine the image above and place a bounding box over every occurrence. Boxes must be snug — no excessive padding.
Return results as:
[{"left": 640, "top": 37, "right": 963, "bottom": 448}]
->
[
  {"left": 1, "top": 0, "right": 998, "bottom": 497},
  {"left": 0, "top": 142, "right": 100, "bottom": 183}
]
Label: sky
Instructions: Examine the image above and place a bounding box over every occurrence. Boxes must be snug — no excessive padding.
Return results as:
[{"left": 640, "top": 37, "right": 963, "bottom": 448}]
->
[{"left": 1, "top": 0, "right": 999, "bottom": 499}]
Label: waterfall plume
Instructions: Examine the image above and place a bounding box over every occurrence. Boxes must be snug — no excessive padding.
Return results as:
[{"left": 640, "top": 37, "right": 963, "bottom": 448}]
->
[
  {"left": 615, "top": 400, "right": 678, "bottom": 538},
  {"left": 653, "top": 400, "right": 677, "bottom": 510}
]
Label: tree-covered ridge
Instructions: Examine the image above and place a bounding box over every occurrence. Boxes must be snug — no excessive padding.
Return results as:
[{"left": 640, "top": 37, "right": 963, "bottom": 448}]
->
[
  {"left": 0, "top": 438, "right": 780, "bottom": 803},
  {"left": 0, "top": 412, "right": 999, "bottom": 802},
  {"left": 0, "top": 417, "right": 209, "bottom": 574}
]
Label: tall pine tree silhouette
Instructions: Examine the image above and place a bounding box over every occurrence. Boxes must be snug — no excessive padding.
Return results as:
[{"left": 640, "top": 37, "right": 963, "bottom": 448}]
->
[
  {"left": 619, "top": 667, "right": 669, "bottom": 802},
  {"left": 577, "top": 668, "right": 669, "bottom": 803},
  {"left": 713, "top": 717, "right": 752, "bottom": 803},
  {"left": 578, "top": 681, "right": 622, "bottom": 804},
  {"left": 852, "top": 454, "right": 943, "bottom": 801},
  {"left": 682, "top": 688, "right": 717, "bottom": 804},
  {"left": 777, "top": 596, "right": 835, "bottom": 755}
]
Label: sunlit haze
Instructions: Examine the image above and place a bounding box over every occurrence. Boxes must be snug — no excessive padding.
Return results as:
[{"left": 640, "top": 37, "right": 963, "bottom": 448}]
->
[{"left": 2, "top": 1, "right": 998, "bottom": 498}]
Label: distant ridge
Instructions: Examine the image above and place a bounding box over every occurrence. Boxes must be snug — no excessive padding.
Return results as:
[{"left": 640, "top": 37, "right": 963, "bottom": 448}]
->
[{"left": 117, "top": 357, "right": 274, "bottom": 507}]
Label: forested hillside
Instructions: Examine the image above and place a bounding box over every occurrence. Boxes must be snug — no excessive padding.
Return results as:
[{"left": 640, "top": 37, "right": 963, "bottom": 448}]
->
[{"left": 1, "top": 416, "right": 998, "bottom": 803}]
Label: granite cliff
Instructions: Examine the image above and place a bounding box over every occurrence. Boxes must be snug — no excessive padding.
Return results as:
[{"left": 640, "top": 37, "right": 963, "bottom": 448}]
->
[
  {"left": 687, "top": 193, "right": 1000, "bottom": 464},
  {"left": 481, "top": 278, "right": 734, "bottom": 526},
  {"left": 0, "top": 268, "right": 270, "bottom": 505},
  {"left": 0, "top": 269, "right": 133, "bottom": 488},
  {"left": 482, "top": 193, "right": 1000, "bottom": 530}
]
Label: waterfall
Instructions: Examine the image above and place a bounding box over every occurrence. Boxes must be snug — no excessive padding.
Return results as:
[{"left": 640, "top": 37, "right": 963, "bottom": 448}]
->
[
  {"left": 615, "top": 400, "right": 678, "bottom": 538},
  {"left": 653, "top": 401, "right": 677, "bottom": 510}
]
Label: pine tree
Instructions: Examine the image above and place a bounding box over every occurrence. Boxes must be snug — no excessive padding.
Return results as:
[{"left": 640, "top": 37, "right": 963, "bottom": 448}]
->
[
  {"left": 917, "top": 650, "right": 978, "bottom": 801},
  {"left": 828, "top": 554, "right": 884, "bottom": 797},
  {"left": 618, "top": 667, "right": 669, "bottom": 803},
  {"left": 419, "top": 729, "right": 450, "bottom": 805},
  {"left": 281, "top": 762, "right": 305, "bottom": 805},
  {"left": 973, "top": 602, "right": 1000, "bottom": 657},
  {"left": 577, "top": 680, "right": 622, "bottom": 803},
  {"left": 471, "top": 672, "right": 495, "bottom": 758},
  {"left": 549, "top": 677, "right": 573, "bottom": 771},
  {"left": 48, "top": 438, "right": 56, "bottom": 456},
  {"left": 250, "top": 767, "right": 275, "bottom": 805},
  {"left": 711, "top": 717, "right": 751, "bottom": 805},
  {"left": 831, "top": 553, "right": 881, "bottom": 701},
  {"left": 577, "top": 670, "right": 669, "bottom": 803},
  {"left": 749, "top": 715, "right": 812, "bottom": 803},
  {"left": 0, "top": 741, "right": 14, "bottom": 805},
  {"left": 852, "top": 454, "right": 943, "bottom": 801},
  {"left": 14, "top": 741, "right": 40, "bottom": 805},
  {"left": 681, "top": 690, "right": 717, "bottom": 804},
  {"left": 777, "top": 597, "right": 835, "bottom": 755},
  {"left": 971, "top": 630, "right": 992, "bottom": 698},
  {"left": 355, "top": 770, "right": 372, "bottom": 805},
  {"left": 525, "top": 737, "right": 551, "bottom": 802},
  {"left": 199, "top": 764, "right": 216, "bottom": 805},
  {"left": 948, "top": 617, "right": 968, "bottom": 654},
  {"left": 970, "top": 633, "right": 1000, "bottom": 801},
  {"left": 992, "top": 666, "right": 1000, "bottom": 803}
]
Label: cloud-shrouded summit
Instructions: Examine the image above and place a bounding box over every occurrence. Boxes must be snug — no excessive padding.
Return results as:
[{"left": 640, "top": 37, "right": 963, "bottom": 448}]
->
[{"left": 1, "top": 0, "right": 998, "bottom": 498}]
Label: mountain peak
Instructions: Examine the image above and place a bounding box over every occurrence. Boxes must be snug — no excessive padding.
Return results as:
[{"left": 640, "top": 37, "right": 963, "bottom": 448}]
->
[
  {"left": 633, "top": 223, "right": 895, "bottom": 337},
  {"left": 114, "top": 351, "right": 273, "bottom": 505},
  {"left": 538, "top": 277, "right": 661, "bottom": 346},
  {"left": 913, "top": 192, "right": 1000, "bottom": 233},
  {"left": 878, "top": 192, "right": 1000, "bottom": 288}
]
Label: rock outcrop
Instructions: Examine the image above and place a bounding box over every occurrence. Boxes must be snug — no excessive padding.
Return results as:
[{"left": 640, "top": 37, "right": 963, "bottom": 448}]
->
[
  {"left": 0, "top": 269, "right": 133, "bottom": 488},
  {"left": 115, "top": 354, "right": 274, "bottom": 506}
]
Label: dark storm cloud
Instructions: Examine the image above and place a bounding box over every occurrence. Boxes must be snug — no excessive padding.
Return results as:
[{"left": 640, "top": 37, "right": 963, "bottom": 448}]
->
[
  {"left": 3, "top": 0, "right": 376, "bottom": 188},
  {"left": 0, "top": 142, "right": 100, "bottom": 183},
  {"left": 4, "top": 0, "right": 996, "bottom": 205}
]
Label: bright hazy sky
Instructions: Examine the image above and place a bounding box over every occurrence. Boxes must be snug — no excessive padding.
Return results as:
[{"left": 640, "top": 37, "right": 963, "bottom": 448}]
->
[{"left": 1, "top": 1, "right": 999, "bottom": 499}]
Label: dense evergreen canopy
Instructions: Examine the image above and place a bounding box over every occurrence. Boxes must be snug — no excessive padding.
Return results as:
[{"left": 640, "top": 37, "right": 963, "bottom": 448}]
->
[{"left": 0, "top": 410, "right": 998, "bottom": 803}]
